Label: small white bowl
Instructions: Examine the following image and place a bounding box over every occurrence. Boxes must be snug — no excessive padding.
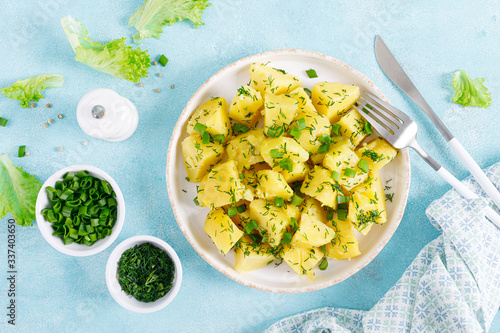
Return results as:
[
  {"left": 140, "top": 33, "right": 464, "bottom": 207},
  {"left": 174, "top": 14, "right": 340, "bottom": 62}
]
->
[
  {"left": 36, "top": 165, "right": 125, "bottom": 256},
  {"left": 105, "top": 235, "right": 182, "bottom": 313}
]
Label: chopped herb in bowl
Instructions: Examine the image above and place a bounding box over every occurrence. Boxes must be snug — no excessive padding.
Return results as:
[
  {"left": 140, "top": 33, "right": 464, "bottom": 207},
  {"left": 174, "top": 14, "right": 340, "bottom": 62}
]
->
[{"left": 117, "top": 242, "right": 175, "bottom": 303}]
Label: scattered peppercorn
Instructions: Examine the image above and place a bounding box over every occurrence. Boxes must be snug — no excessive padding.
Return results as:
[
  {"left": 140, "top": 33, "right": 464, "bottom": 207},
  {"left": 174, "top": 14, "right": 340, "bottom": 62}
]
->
[
  {"left": 156, "top": 88, "right": 160, "bottom": 93},
  {"left": 58, "top": 114, "right": 63, "bottom": 119},
  {"left": 46, "top": 103, "right": 51, "bottom": 108},
  {"left": 25, "top": 152, "right": 30, "bottom": 156},
  {"left": 83, "top": 141, "right": 88, "bottom": 146},
  {"left": 158, "top": 73, "right": 162, "bottom": 77},
  {"left": 170, "top": 84, "right": 174, "bottom": 89},
  {"left": 43, "top": 123, "right": 48, "bottom": 128},
  {"left": 153, "top": 61, "right": 158, "bottom": 66},
  {"left": 57, "top": 147, "right": 63, "bottom": 152},
  {"left": 30, "top": 103, "right": 36, "bottom": 108},
  {"left": 48, "top": 119, "right": 54, "bottom": 124},
  {"left": 138, "top": 83, "right": 143, "bottom": 87}
]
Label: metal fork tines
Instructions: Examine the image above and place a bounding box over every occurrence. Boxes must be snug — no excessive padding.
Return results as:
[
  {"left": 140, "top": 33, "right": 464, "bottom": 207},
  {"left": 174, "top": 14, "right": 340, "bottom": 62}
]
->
[{"left": 354, "top": 91, "right": 500, "bottom": 228}]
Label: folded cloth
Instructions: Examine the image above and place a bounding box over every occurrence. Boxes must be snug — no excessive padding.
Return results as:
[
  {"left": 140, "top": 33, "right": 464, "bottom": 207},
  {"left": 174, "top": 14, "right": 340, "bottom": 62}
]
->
[{"left": 265, "top": 163, "right": 500, "bottom": 333}]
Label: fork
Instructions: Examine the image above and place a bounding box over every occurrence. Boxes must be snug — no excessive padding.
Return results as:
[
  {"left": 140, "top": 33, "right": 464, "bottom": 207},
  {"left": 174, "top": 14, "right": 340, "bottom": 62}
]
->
[{"left": 355, "top": 91, "right": 500, "bottom": 228}]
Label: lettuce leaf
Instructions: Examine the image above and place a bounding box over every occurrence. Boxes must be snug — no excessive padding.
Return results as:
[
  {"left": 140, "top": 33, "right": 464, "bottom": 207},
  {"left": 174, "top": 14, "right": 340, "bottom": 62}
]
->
[
  {"left": 1, "top": 74, "right": 64, "bottom": 108},
  {"left": 0, "top": 154, "right": 41, "bottom": 227},
  {"left": 61, "top": 15, "right": 151, "bottom": 83},
  {"left": 129, "top": 0, "right": 211, "bottom": 43},
  {"left": 452, "top": 70, "right": 491, "bottom": 108}
]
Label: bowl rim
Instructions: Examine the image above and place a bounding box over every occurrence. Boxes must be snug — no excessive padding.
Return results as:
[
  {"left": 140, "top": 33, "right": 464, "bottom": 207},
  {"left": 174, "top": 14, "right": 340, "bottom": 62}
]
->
[
  {"left": 105, "top": 235, "right": 183, "bottom": 313},
  {"left": 166, "top": 49, "right": 411, "bottom": 293},
  {"left": 35, "top": 164, "right": 125, "bottom": 257}
]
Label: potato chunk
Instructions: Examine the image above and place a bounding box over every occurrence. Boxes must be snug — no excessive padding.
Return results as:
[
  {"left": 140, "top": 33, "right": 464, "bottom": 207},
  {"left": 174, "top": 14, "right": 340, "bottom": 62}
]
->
[
  {"left": 198, "top": 160, "right": 252, "bottom": 208},
  {"left": 291, "top": 212, "right": 335, "bottom": 248},
  {"left": 254, "top": 170, "right": 293, "bottom": 200},
  {"left": 249, "top": 199, "right": 292, "bottom": 247},
  {"left": 235, "top": 235, "right": 275, "bottom": 272},
  {"left": 291, "top": 108, "right": 331, "bottom": 154},
  {"left": 351, "top": 171, "right": 387, "bottom": 223},
  {"left": 324, "top": 214, "right": 361, "bottom": 260},
  {"left": 288, "top": 87, "right": 315, "bottom": 108},
  {"left": 181, "top": 135, "right": 224, "bottom": 183},
  {"left": 226, "top": 129, "right": 266, "bottom": 170},
  {"left": 250, "top": 63, "right": 302, "bottom": 96},
  {"left": 301, "top": 166, "right": 343, "bottom": 209},
  {"left": 187, "top": 97, "right": 231, "bottom": 139},
  {"left": 355, "top": 137, "right": 398, "bottom": 172},
  {"left": 204, "top": 207, "right": 244, "bottom": 255},
  {"left": 311, "top": 82, "right": 360, "bottom": 123},
  {"left": 336, "top": 109, "right": 369, "bottom": 146},
  {"left": 283, "top": 246, "right": 324, "bottom": 280},
  {"left": 348, "top": 192, "right": 384, "bottom": 235},
  {"left": 228, "top": 85, "right": 263, "bottom": 127},
  {"left": 261, "top": 137, "right": 309, "bottom": 172},
  {"left": 263, "top": 94, "right": 298, "bottom": 134}
]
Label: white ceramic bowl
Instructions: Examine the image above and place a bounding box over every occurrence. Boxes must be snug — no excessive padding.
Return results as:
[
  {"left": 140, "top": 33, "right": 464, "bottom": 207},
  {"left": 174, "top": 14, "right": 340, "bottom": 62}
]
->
[
  {"left": 36, "top": 165, "right": 125, "bottom": 256},
  {"left": 105, "top": 235, "right": 183, "bottom": 313},
  {"left": 166, "top": 49, "right": 411, "bottom": 293}
]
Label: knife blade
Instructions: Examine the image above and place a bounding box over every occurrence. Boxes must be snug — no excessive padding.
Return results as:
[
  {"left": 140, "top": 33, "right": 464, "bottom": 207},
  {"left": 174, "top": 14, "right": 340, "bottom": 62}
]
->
[{"left": 374, "top": 35, "right": 500, "bottom": 210}]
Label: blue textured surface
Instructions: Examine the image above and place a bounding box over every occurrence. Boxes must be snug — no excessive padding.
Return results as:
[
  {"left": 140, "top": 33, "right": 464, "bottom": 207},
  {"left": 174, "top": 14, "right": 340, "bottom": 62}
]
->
[{"left": 0, "top": 1, "right": 498, "bottom": 332}]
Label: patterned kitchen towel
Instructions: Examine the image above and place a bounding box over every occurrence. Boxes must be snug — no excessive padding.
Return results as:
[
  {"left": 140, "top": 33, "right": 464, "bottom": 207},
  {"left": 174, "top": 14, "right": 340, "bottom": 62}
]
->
[{"left": 265, "top": 162, "right": 500, "bottom": 333}]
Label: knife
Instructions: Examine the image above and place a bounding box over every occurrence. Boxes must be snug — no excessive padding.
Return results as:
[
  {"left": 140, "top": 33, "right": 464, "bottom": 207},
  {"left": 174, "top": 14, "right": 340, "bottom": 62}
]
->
[{"left": 375, "top": 35, "right": 500, "bottom": 210}]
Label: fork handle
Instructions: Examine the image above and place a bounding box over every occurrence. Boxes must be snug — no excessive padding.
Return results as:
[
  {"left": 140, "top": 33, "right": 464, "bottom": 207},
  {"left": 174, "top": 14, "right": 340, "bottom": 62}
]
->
[
  {"left": 436, "top": 167, "right": 500, "bottom": 228},
  {"left": 448, "top": 138, "right": 500, "bottom": 209}
]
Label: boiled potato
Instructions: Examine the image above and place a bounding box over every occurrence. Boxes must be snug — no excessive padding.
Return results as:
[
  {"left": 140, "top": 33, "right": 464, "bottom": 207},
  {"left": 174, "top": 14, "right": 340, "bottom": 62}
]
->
[
  {"left": 198, "top": 160, "right": 252, "bottom": 208},
  {"left": 352, "top": 171, "right": 387, "bottom": 223},
  {"left": 228, "top": 85, "right": 263, "bottom": 127},
  {"left": 336, "top": 109, "right": 369, "bottom": 146},
  {"left": 291, "top": 211, "right": 335, "bottom": 248},
  {"left": 204, "top": 207, "right": 244, "bottom": 255},
  {"left": 324, "top": 214, "right": 361, "bottom": 260},
  {"left": 181, "top": 135, "right": 224, "bottom": 183},
  {"left": 301, "top": 166, "right": 342, "bottom": 209},
  {"left": 250, "top": 63, "right": 302, "bottom": 96},
  {"left": 261, "top": 137, "right": 309, "bottom": 171},
  {"left": 249, "top": 199, "right": 292, "bottom": 247},
  {"left": 235, "top": 235, "right": 275, "bottom": 272},
  {"left": 355, "top": 137, "right": 398, "bottom": 172},
  {"left": 348, "top": 192, "right": 383, "bottom": 235},
  {"left": 226, "top": 129, "right": 266, "bottom": 170},
  {"left": 187, "top": 97, "right": 231, "bottom": 140},
  {"left": 291, "top": 108, "right": 331, "bottom": 154},
  {"left": 283, "top": 246, "right": 324, "bottom": 280},
  {"left": 311, "top": 82, "right": 360, "bottom": 123},
  {"left": 263, "top": 93, "right": 298, "bottom": 134},
  {"left": 254, "top": 170, "right": 293, "bottom": 200}
]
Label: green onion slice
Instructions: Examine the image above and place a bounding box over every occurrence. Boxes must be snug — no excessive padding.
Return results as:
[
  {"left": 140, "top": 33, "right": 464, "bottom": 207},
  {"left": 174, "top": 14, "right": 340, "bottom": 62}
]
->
[
  {"left": 0, "top": 117, "right": 8, "bottom": 127},
  {"left": 306, "top": 69, "right": 318, "bottom": 78},
  {"left": 289, "top": 126, "right": 302, "bottom": 139},
  {"left": 330, "top": 170, "right": 341, "bottom": 181},
  {"left": 337, "top": 195, "right": 350, "bottom": 204},
  {"left": 344, "top": 168, "right": 357, "bottom": 178},
  {"left": 233, "top": 123, "right": 250, "bottom": 134},
  {"left": 357, "top": 159, "right": 370, "bottom": 173},
  {"left": 193, "top": 123, "right": 207, "bottom": 135},
  {"left": 274, "top": 197, "right": 284, "bottom": 207},
  {"left": 244, "top": 220, "right": 258, "bottom": 234},
  {"left": 18, "top": 145, "right": 26, "bottom": 157},
  {"left": 279, "top": 158, "right": 294, "bottom": 172},
  {"left": 296, "top": 118, "right": 306, "bottom": 131},
  {"left": 282, "top": 232, "right": 292, "bottom": 244},
  {"left": 331, "top": 123, "right": 341, "bottom": 136},
  {"left": 364, "top": 121, "right": 373, "bottom": 134},
  {"left": 318, "top": 257, "right": 328, "bottom": 270},
  {"left": 337, "top": 209, "right": 348, "bottom": 221},
  {"left": 158, "top": 54, "right": 169, "bottom": 66},
  {"left": 227, "top": 206, "right": 237, "bottom": 217}
]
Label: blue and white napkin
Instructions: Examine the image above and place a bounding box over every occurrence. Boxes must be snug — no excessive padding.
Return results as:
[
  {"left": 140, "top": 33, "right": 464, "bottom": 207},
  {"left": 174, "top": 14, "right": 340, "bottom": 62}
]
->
[{"left": 266, "top": 163, "right": 500, "bottom": 333}]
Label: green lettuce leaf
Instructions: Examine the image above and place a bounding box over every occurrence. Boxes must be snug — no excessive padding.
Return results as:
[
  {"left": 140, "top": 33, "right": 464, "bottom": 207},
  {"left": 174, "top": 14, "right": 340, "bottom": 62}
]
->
[
  {"left": 129, "top": 0, "right": 211, "bottom": 43},
  {"left": 1, "top": 74, "right": 64, "bottom": 108},
  {"left": 0, "top": 155, "right": 41, "bottom": 227},
  {"left": 452, "top": 70, "right": 491, "bottom": 108},
  {"left": 61, "top": 15, "right": 151, "bottom": 83}
]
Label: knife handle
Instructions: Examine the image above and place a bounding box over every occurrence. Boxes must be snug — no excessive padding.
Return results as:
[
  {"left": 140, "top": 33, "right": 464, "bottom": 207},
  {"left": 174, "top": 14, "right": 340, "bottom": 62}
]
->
[
  {"left": 448, "top": 138, "right": 500, "bottom": 209},
  {"left": 436, "top": 167, "right": 500, "bottom": 228}
]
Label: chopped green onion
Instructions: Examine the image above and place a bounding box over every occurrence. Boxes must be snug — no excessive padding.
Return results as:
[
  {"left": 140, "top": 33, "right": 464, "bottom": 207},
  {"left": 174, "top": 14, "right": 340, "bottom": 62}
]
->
[
  {"left": 318, "top": 257, "right": 328, "bottom": 270},
  {"left": 326, "top": 209, "right": 334, "bottom": 221},
  {"left": 244, "top": 220, "right": 258, "bottom": 234},
  {"left": 233, "top": 123, "right": 249, "bottom": 134},
  {"left": 236, "top": 204, "right": 247, "bottom": 213},
  {"left": 364, "top": 122, "right": 373, "bottom": 134},
  {"left": 305, "top": 69, "right": 318, "bottom": 78},
  {"left": 279, "top": 158, "right": 294, "bottom": 172},
  {"left": 296, "top": 118, "right": 306, "bottom": 131},
  {"left": 290, "top": 217, "right": 298, "bottom": 232},
  {"left": 239, "top": 173, "right": 245, "bottom": 179},
  {"left": 282, "top": 232, "right": 292, "bottom": 244},
  {"left": 320, "top": 245, "right": 326, "bottom": 253},
  {"left": 331, "top": 123, "right": 341, "bottom": 136},
  {"left": 227, "top": 206, "right": 237, "bottom": 217},
  {"left": 213, "top": 134, "right": 225, "bottom": 142},
  {"left": 289, "top": 126, "right": 302, "bottom": 139},
  {"left": 330, "top": 170, "right": 341, "bottom": 181},
  {"left": 303, "top": 88, "right": 312, "bottom": 98},
  {"left": 274, "top": 197, "right": 284, "bottom": 207},
  {"left": 267, "top": 127, "right": 277, "bottom": 138},
  {"left": 193, "top": 123, "right": 207, "bottom": 135},
  {"left": 158, "top": 54, "right": 169, "bottom": 66},
  {"left": 18, "top": 145, "right": 26, "bottom": 157},
  {"left": 202, "top": 131, "right": 210, "bottom": 144},
  {"left": 337, "top": 209, "right": 348, "bottom": 221},
  {"left": 318, "top": 134, "right": 331, "bottom": 144},
  {"left": 291, "top": 192, "right": 304, "bottom": 206},
  {"left": 337, "top": 195, "right": 350, "bottom": 204},
  {"left": 317, "top": 143, "right": 330, "bottom": 154},
  {"left": 270, "top": 149, "right": 282, "bottom": 159},
  {"left": 0, "top": 117, "right": 8, "bottom": 127},
  {"left": 357, "top": 159, "right": 370, "bottom": 173},
  {"left": 193, "top": 196, "right": 200, "bottom": 206},
  {"left": 344, "top": 168, "right": 357, "bottom": 178},
  {"left": 275, "top": 126, "right": 284, "bottom": 138}
]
